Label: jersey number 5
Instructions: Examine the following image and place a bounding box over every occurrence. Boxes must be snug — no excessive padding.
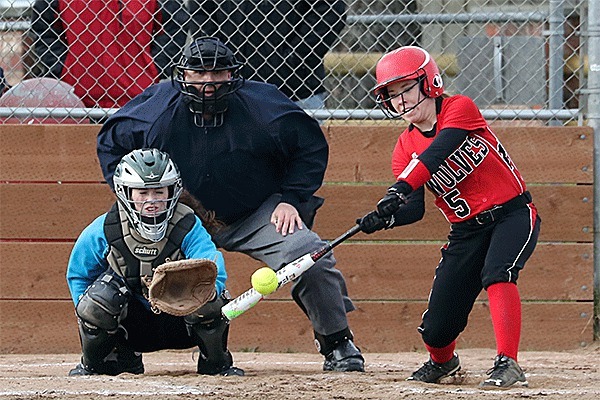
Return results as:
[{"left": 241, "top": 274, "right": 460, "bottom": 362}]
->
[{"left": 443, "top": 188, "right": 471, "bottom": 219}]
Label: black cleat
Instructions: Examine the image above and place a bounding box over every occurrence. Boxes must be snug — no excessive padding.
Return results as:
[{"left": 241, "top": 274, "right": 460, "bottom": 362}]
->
[
  {"left": 68, "top": 352, "right": 144, "bottom": 376},
  {"left": 480, "top": 354, "right": 528, "bottom": 389},
  {"left": 116, "top": 351, "right": 145, "bottom": 375},
  {"left": 407, "top": 354, "right": 461, "bottom": 383},
  {"left": 68, "top": 363, "right": 98, "bottom": 376},
  {"left": 323, "top": 339, "right": 365, "bottom": 372},
  {"left": 197, "top": 350, "right": 244, "bottom": 376},
  {"left": 220, "top": 366, "right": 245, "bottom": 376}
]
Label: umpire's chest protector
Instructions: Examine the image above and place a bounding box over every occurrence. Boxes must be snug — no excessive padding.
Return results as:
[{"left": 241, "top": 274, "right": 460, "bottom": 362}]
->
[{"left": 104, "top": 202, "right": 196, "bottom": 294}]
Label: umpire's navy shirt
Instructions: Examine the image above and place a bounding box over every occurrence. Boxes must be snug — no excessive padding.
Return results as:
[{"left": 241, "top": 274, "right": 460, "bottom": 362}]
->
[{"left": 97, "top": 80, "right": 328, "bottom": 225}]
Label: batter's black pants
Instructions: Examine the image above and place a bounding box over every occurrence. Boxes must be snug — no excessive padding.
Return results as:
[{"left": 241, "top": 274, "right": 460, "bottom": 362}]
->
[{"left": 418, "top": 205, "right": 541, "bottom": 348}]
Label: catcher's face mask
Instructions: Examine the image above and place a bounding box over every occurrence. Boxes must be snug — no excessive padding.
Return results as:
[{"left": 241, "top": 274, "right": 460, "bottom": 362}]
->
[
  {"left": 113, "top": 149, "right": 183, "bottom": 242},
  {"left": 128, "top": 187, "right": 173, "bottom": 241}
]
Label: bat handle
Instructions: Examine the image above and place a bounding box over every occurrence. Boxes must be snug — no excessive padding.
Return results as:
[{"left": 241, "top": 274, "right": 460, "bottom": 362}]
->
[{"left": 315, "top": 224, "right": 361, "bottom": 257}]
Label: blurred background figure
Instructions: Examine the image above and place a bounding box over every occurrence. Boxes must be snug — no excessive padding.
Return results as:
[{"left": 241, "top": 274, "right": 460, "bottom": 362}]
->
[
  {"left": 0, "top": 76, "right": 88, "bottom": 123},
  {"left": 187, "top": 0, "right": 347, "bottom": 109},
  {"left": 0, "top": 66, "right": 10, "bottom": 97},
  {"left": 28, "top": 0, "right": 187, "bottom": 109}
]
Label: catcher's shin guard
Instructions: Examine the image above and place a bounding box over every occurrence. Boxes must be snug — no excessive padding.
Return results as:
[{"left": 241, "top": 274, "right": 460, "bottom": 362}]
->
[
  {"left": 73, "top": 272, "right": 138, "bottom": 375},
  {"left": 72, "top": 324, "right": 144, "bottom": 376},
  {"left": 184, "top": 291, "right": 243, "bottom": 375},
  {"left": 76, "top": 320, "right": 119, "bottom": 374}
]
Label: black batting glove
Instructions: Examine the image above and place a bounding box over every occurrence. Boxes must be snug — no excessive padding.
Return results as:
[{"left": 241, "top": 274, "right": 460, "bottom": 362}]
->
[
  {"left": 356, "top": 211, "right": 395, "bottom": 234},
  {"left": 376, "top": 181, "right": 410, "bottom": 218}
]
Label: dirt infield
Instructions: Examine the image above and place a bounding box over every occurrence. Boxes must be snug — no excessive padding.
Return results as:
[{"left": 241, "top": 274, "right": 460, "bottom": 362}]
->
[{"left": 0, "top": 346, "right": 598, "bottom": 400}]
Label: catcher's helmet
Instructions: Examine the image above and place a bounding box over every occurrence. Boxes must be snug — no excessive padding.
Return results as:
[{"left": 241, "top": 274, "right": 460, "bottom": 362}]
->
[
  {"left": 113, "top": 149, "right": 183, "bottom": 242},
  {"left": 373, "top": 46, "right": 444, "bottom": 116},
  {"left": 172, "top": 37, "right": 244, "bottom": 127}
]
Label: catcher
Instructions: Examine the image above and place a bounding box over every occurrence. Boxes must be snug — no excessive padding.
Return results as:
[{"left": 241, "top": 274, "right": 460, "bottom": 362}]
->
[{"left": 66, "top": 148, "right": 244, "bottom": 376}]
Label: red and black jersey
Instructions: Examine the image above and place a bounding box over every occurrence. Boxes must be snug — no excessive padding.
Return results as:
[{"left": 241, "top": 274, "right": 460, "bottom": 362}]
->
[{"left": 391, "top": 95, "right": 527, "bottom": 223}]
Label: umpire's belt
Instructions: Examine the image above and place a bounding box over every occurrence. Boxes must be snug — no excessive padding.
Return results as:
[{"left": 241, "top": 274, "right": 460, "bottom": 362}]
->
[{"left": 458, "top": 191, "right": 532, "bottom": 226}]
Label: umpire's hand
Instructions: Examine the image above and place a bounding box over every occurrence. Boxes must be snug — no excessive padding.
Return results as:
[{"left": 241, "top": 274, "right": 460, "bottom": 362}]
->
[
  {"left": 271, "top": 202, "right": 303, "bottom": 236},
  {"left": 356, "top": 211, "right": 395, "bottom": 234}
]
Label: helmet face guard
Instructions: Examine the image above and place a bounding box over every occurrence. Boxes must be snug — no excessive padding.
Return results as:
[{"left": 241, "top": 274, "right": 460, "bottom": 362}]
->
[
  {"left": 375, "top": 77, "right": 427, "bottom": 118},
  {"left": 172, "top": 37, "right": 244, "bottom": 127},
  {"left": 373, "top": 46, "right": 444, "bottom": 117},
  {"left": 113, "top": 149, "right": 183, "bottom": 242}
]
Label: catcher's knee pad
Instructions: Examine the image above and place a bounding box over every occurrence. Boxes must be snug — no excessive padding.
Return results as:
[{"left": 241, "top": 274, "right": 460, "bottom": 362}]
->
[
  {"left": 184, "top": 291, "right": 233, "bottom": 375},
  {"left": 76, "top": 272, "right": 129, "bottom": 332}
]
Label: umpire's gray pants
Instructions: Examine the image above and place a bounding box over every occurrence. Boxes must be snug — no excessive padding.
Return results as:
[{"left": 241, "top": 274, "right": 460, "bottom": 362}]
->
[{"left": 211, "top": 194, "right": 355, "bottom": 336}]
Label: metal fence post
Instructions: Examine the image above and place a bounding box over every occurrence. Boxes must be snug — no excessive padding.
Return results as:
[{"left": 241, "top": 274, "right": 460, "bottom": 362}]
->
[
  {"left": 588, "top": 0, "right": 600, "bottom": 342},
  {"left": 548, "top": 0, "right": 566, "bottom": 126}
]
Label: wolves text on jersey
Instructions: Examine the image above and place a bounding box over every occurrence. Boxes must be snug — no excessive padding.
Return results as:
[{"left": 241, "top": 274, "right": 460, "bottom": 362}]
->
[{"left": 425, "top": 136, "right": 489, "bottom": 197}]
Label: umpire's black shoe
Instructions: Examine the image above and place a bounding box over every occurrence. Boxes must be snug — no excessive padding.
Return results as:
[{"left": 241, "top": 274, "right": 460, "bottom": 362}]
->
[
  {"left": 407, "top": 354, "right": 461, "bottom": 383},
  {"left": 323, "top": 339, "right": 365, "bottom": 372}
]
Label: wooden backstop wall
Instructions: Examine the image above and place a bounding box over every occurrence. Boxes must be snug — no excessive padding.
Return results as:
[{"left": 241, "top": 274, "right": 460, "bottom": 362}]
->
[{"left": 0, "top": 124, "right": 594, "bottom": 353}]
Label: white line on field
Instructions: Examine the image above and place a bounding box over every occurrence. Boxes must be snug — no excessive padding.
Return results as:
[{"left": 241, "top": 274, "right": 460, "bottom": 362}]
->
[{"left": 0, "top": 387, "right": 599, "bottom": 398}]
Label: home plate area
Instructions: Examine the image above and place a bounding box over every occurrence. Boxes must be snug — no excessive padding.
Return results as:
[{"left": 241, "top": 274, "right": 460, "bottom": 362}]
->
[{"left": 0, "top": 347, "right": 598, "bottom": 400}]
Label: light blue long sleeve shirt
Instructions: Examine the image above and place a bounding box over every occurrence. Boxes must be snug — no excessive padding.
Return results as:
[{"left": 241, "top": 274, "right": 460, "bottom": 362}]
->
[{"left": 66, "top": 213, "right": 227, "bottom": 306}]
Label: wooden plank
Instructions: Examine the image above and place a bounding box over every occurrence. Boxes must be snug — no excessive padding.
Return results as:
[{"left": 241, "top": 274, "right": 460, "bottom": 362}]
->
[
  {"left": 346, "top": 302, "right": 594, "bottom": 353},
  {"left": 0, "top": 125, "right": 593, "bottom": 184},
  {"left": 1, "top": 243, "right": 591, "bottom": 302},
  {"left": 0, "top": 184, "right": 592, "bottom": 242},
  {"left": 0, "top": 300, "right": 592, "bottom": 353},
  {"left": 222, "top": 243, "right": 593, "bottom": 302},
  {"left": 325, "top": 125, "right": 593, "bottom": 184},
  {"left": 313, "top": 184, "right": 592, "bottom": 243},
  {"left": 0, "top": 300, "right": 80, "bottom": 354},
  {"left": 334, "top": 242, "right": 593, "bottom": 302},
  {"left": 0, "top": 183, "right": 115, "bottom": 239},
  {"left": 0, "top": 242, "right": 73, "bottom": 299},
  {"left": 0, "top": 124, "right": 102, "bottom": 182}
]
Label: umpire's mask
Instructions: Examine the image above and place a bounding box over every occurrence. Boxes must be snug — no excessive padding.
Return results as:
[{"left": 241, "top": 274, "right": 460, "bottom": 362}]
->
[{"left": 172, "top": 37, "right": 244, "bottom": 127}]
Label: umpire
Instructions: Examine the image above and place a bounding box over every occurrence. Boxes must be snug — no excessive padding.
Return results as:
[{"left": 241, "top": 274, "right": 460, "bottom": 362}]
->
[{"left": 97, "top": 37, "right": 364, "bottom": 372}]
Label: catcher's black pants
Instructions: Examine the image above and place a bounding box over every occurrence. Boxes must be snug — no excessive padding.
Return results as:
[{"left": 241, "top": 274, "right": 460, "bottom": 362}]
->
[
  {"left": 121, "top": 296, "right": 195, "bottom": 351},
  {"left": 418, "top": 204, "right": 541, "bottom": 348}
]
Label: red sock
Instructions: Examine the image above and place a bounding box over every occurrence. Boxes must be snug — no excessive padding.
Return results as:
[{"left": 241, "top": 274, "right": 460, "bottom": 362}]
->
[
  {"left": 487, "top": 282, "right": 521, "bottom": 361},
  {"left": 425, "top": 340, "right": 456, "bottom": 364}
]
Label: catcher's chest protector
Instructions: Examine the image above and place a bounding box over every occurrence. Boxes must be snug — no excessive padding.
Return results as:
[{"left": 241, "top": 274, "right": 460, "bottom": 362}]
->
[{"left": 104, "top": 202, "right": 196, "bottom": 294}]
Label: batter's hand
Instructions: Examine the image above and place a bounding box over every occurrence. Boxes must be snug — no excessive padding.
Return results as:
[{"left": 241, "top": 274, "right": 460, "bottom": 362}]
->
[
  {"left": 271, "top": 202, "right": 304, "bottom": 236},
  {"left": 377, "top": 184, "right": 409, "bottom": 217},
  {"left": 356, "top": 211, "right": 395, "bottom": 234}
]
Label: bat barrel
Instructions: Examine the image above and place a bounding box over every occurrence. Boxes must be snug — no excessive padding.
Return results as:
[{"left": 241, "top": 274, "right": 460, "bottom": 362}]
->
[{"left": 222, "top": 224, "right": 361, "bottom": 321}]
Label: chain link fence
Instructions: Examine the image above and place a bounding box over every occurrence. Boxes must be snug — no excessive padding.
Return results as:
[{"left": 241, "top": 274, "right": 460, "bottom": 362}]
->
[{"left": 0, "top": 1, "right": 591, "bottom": 124}]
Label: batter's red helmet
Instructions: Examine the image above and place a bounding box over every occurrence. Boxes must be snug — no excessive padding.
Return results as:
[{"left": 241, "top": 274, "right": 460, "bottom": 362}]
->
[{"left": 373, "top": 46, "right": 444, "bottom": 100}]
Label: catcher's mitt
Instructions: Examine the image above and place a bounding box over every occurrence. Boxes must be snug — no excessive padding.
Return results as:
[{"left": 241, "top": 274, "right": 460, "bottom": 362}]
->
[{"left": 145, "top": 258, "right": 217, "bottom": 316}]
